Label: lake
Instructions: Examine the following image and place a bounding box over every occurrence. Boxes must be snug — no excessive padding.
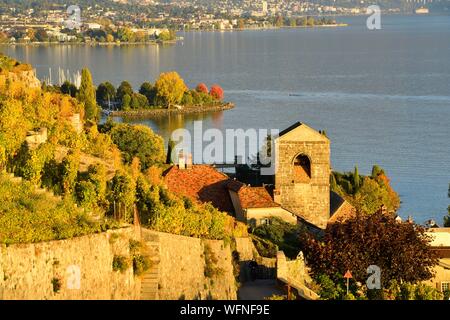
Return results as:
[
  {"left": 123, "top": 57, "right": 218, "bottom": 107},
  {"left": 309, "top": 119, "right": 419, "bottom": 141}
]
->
[{"left": 2, "top": 15, "right": 450, "bottom": 224}]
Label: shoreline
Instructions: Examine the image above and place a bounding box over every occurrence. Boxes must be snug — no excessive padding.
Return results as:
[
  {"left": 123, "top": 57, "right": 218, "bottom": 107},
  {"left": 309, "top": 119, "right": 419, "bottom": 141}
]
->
[
  {"left": 0, "top": 39, "right": 180, "bottom": 47},
  {"left": 109, "top": 102, "right": 234, "bottom": 118}
]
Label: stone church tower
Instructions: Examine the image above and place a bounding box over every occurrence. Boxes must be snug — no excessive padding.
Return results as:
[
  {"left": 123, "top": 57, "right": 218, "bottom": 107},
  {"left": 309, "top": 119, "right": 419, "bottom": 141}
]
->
[{"left": 273, "top": 122, "right": 330, "bottom": 229}]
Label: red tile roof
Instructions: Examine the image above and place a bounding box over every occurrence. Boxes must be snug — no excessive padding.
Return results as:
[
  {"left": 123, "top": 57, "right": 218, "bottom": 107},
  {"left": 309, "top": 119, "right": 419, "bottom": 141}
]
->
[
  {"left": 225, "top": 180, "right": 280, "bottom": 209},
  {"left": 163, "top": 165, "right": 279, "bottom": 213},
  {"left": 163, "top": 165, "right": 234, "bottom": 213},
  {"left": 328, "top": 192, "right": 357, "bottom": 224}
]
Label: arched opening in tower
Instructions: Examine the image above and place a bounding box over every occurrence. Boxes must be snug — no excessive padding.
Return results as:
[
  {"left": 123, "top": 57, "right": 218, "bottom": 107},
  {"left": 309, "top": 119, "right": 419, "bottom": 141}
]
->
[{"left": 293, "top": 154, "right": 311, "bottom": 182}]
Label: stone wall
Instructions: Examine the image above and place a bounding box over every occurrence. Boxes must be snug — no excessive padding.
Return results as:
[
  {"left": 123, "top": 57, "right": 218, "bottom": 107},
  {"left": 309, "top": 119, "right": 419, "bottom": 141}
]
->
[
  {"left": 141, "top": 229, "right": 237, "bottom": 300},
  {"left": 0, "top": 227, "right": 140, "bottom": 300},
  {"left": 276, "top": 251, "right": 319, "bottom": 300},
  {"left": 275, "top": 140, "right": 330, "bottom": 229},
  {"left": 0, "top": 227, "right": 244, "bottom": 300}
]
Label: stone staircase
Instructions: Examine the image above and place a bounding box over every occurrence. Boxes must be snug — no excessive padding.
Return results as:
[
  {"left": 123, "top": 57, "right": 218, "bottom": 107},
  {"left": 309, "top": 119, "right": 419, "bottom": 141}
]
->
[{"left": 140, "top": 233, "right": 161, "bottom": 300}]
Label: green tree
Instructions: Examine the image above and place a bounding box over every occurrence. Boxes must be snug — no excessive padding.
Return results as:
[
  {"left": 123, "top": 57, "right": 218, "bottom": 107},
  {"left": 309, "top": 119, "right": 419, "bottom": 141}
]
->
[
  {"left": 109, "top": 123, "right": 165, "bottom": 170},
  {"left": 139, "top": 82, "right": 156, "bottom": 106},
  {"left": 96, "top": 81, "right": 116, "bottom": 104},
  {"left": 61, "top": 150, "right": 80, "bottom": 195},
  {"left": 130, "top": 93, "right": 149, "bottom": 109},
  {"left": 61, "top": 81, "right": 78, "bottom": 98},
  {"left": 353, "top": 166, "right": 360, "bottom": 191},
  {"left": 154, "top": 72, "right": 188, "bottom": 108},
  {"left": 166, "top": 138, "right": 175, "bottom": 164},
  {"left": 121, "top": 94, "right": 131, "bottom": 110},
  {"left": 109, "top": 170, "right": 136, "bottom": 223},
  {"left": 117, "top": 81, "right": 133, "bottom": 102},
  {"left": 330, "top": 173, "right": 337, "bottom": 191},
  {"left": 316, "top": 274, "right": 345, "bottom": 300},
  {"left": 371, "top": 165, "right": 385, "bottom": 178},
  {"left": 77, "top": 68, "right": 99, "bottom": 122}
]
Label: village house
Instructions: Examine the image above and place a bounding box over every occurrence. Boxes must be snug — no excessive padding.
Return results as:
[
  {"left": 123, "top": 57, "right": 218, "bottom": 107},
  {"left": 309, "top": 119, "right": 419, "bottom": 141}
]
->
[
  {"left": 425, "top": 228, "right": 450, "bottom": 294},
  {"left": 163, "top": 122, "right": 355, "bottom": 230}
]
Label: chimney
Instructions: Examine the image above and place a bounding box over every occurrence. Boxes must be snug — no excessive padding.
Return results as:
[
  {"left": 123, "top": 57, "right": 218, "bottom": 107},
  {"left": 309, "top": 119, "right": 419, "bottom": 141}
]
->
[
  {"left": 186, "top": 153, "right": 193, "bottom": 169},
  {"left": 178, "top": 151, "right": 186, "bottom": 170}
]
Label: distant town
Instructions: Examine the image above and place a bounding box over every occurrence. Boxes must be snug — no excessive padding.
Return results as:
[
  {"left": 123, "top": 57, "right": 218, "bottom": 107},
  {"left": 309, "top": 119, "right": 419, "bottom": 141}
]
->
[{"left": 0, "top": 0, "right": 446, "bottom": 44}]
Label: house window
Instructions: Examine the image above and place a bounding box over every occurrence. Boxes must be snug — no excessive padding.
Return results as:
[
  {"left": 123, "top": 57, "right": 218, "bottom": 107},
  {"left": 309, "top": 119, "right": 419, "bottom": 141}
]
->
[
  {"left": 293, "top": 154, "right": 311, "bottom": 182},
  {"left": 442, "top": 282, "right": 450, "bottom": 293},
  {"left": 260, "top": 218, "right": 270, "bottom": 226}
]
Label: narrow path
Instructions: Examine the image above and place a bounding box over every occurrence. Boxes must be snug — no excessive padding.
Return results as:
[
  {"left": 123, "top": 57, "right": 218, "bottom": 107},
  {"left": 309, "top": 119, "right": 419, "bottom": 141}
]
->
[{"left": 238, "top": 279, "right": 284, "bottom": 300}]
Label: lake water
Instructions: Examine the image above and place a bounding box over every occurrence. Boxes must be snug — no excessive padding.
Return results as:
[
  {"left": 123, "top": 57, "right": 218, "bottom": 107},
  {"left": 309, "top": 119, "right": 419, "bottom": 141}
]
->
[{"left": 2, "top": 15, "right": 450, "bottom": 224}]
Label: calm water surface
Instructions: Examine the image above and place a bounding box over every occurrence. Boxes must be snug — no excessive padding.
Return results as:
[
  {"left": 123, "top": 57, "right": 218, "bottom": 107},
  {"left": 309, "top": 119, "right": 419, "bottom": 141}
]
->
[{"left": 3, "top": 15, "right": 450, "bottom": 223}]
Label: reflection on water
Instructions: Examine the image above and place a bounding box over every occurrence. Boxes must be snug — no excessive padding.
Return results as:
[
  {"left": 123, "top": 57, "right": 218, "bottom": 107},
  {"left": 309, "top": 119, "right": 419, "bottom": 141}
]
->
[{"left": 119, "top": 111, "right": 224, "bottom": 146}]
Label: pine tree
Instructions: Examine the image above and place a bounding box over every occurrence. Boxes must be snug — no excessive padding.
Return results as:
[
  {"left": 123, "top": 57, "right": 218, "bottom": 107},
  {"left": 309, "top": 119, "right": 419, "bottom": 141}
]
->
[
  {"left": 353, "top": 166, "right": 361, "bottom": 191},
  {"left": 330, "top": 173, "right": 337, "bottom": 191},
  {"left": 166, "top": 138, "right": 175, "bottom": 164},
  {"left": 77, "top": 68, "right": 99, "bottom": 122},
  {"left": 445, "top": 183, "right": 450, "bottom": 227}
]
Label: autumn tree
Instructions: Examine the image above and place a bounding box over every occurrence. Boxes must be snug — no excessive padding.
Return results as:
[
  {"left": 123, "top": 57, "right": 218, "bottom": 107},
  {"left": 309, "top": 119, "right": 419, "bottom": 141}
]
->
[
  {"left": 154, "top": 72, "right": 187, "bottom": 108},
  {"left": 332, "top": 166, "right": 400, "bottom": 214},
  {"left": 196, "top": 83, "right": 208, "bottom": 94},
  {"left": 117, "top": 27, "right": 135, "bottom": 43},
  {"left": 210, "top": 85, "right": 224, "bottom": 101},
  {"left": 302, "top": 212, "right": 438, "bottom": 292},
  {"left": 77, "top": 68, "right": 99, "bottom": 122},
  {"left": 275, "top": 15, "right": 284, "bottom": 27}
]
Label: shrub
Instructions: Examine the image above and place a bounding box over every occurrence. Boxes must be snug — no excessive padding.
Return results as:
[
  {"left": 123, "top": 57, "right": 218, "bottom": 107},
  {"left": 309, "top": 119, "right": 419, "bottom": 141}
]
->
[
  {"left": 250, "top": 234, "right": 278, "bottom": 258},
  {"left": 128, "top": 239, "right": 152, "bottom": 276},
  {"left": 252, "top": 217, "right": 302, "bottom": 258},
  {"left": 203, "top": 243, "right": 224, "bottom": 278},
  {"left": 0, "top": 173, "right": 116, "bottom": 245},
  {"left": 133, "top": 254, "right": 152, "bottom": 276},
  {"left": 112, "top": 255, "right": 129, "bottom": 273},
  {"left": 181, "top": 91, "right": 194, "bottom": 106},
  {"left": 51, "top": 277, "right": 62, "bottom": 293}
]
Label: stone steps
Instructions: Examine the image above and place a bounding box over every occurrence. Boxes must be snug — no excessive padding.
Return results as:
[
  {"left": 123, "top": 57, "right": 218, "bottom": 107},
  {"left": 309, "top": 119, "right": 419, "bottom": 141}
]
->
[{"left": 140, "top": 236, "right": 160, "bottom": 300}]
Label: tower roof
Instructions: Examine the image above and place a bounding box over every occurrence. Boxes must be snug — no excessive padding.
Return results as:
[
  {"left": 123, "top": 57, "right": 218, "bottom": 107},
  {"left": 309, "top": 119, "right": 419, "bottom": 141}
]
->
[{"left": 276, "top": 122, "right": 329, "bottom": 143}]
